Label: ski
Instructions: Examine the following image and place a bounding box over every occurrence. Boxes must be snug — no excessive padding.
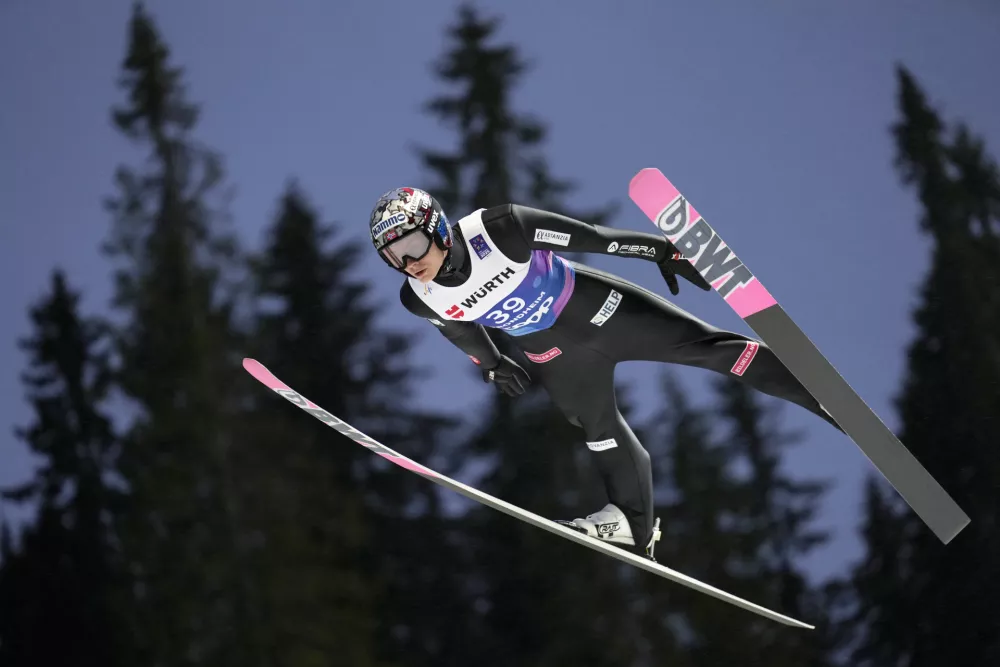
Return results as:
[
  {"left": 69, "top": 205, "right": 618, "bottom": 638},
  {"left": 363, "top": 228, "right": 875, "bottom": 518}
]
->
[
  {"left": 629, "top": 167, "right": 970, "bottom": 544},
  {"left": 243, "top": 357, "right": 814, "bottom": 629}
]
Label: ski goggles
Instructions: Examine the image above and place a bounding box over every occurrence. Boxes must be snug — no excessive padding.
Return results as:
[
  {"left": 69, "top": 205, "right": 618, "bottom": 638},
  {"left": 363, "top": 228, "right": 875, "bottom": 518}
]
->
[{"left": 379, "top": 229, "right": 433, "bottom": 270}]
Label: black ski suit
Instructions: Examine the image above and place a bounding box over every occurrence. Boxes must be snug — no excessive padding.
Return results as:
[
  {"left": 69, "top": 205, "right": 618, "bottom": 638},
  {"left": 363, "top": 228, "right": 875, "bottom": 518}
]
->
[{"left": 399, "top": 204, "right": 836, "bottom": 547}]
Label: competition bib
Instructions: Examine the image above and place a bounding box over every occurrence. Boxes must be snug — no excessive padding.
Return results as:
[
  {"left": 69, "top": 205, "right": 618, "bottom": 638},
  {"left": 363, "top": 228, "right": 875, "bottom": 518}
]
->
[{"left": 410, "top": 210, "right": 575, "bottom": 336}]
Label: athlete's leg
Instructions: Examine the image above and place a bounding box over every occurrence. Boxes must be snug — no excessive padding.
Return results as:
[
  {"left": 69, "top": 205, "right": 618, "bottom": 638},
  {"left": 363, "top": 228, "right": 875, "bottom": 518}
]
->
[
  {"left": 558, "top": 264, "right": 840, "bottom": 431},
  {"left": 514, "top": 332, "right": 655, "bottom": 546}
]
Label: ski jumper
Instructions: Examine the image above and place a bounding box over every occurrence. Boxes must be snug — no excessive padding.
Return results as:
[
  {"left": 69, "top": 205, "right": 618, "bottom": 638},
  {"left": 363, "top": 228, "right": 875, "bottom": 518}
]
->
[{"left": 399, "top": 204, "right": 834, "bottom": 546}]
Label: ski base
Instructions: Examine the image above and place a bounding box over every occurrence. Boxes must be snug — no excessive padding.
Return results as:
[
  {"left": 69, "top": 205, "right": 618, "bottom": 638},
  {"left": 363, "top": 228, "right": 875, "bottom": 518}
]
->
[
  {"left": 628, "top": 167, "right": 970, "bottom": 544},
  {"left": 243, "top": 357, "right": 814, "bottom": 630}
]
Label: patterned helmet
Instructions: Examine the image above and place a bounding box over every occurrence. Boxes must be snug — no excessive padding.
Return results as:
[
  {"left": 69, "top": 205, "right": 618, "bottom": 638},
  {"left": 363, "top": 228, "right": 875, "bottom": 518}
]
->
[{"left": 369, "top": 187, "right": 453, "bottom": 270}]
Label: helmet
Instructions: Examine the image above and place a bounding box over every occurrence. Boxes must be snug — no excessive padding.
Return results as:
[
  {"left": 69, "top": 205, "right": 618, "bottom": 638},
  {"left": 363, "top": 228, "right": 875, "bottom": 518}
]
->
[{"left": 370, "top": 187, "right": 452, "bottom": 271}]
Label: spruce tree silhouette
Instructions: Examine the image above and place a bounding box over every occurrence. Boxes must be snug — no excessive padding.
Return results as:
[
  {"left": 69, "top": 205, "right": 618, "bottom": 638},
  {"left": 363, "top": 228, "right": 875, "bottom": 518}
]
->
[
  {"left": 847, "top": 65, "right": 1000, "bottom": 667},
  {"left": 102, "top": 4, "right": 258, "bottom": 664},
  {"left": 0, "top": 270, "right": 126, "bottom": 667}
]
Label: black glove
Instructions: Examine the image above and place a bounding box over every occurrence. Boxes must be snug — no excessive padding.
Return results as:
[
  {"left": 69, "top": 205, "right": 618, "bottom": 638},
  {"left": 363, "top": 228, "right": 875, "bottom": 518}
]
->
[
  {"left": 482, "top": 355, "right": 531, "bottom": 397},
  {"left": 658, "top": 242, "right": 713, "bottom": 296}
]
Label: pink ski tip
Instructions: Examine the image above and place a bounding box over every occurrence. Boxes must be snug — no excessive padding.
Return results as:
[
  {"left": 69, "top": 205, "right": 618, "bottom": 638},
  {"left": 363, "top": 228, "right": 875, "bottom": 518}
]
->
[
  {"left": 243, "top": 358, "right": 288, "bottom": 391},
  {"left": 629, "top": 168, "right": 681, "bottom": 222},
  {"left": 628, "top": 167, "right": 664, "bottom": 193}
]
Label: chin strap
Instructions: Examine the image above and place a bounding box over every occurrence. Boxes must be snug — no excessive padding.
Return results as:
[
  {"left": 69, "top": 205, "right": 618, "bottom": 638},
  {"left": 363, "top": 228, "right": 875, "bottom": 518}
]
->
[
  {"left": 438, "top": 240, "right": 466, "bottom": 279},
  {"left": 439, "top": 249, "right": 456, "bottom": 276}
]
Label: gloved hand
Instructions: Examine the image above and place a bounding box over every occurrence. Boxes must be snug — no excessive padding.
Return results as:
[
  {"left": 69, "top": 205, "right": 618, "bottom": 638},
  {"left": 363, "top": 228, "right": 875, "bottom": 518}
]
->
[
  {"left": 658, "top": 242, "right": 712, "bottom": 296},
  {"left": 482, "top": 355, "right": 531, "bottom": 397}
]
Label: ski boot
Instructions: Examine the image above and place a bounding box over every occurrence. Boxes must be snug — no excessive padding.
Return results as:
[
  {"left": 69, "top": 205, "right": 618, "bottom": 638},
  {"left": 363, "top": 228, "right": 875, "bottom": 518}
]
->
[
  {"left": 557, "top": 504, "right": 663, "bottom": 561},
  {"left": 556, "top": 503, "right": 636, "bottom": 547}
]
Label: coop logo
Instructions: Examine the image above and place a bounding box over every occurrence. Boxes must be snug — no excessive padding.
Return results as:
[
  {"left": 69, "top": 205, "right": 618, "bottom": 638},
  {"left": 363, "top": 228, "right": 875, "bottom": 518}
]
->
[
  {"left": 372, "top": 212, "right": 408, "bottom": 238},
  {"left": 655, "top": 195, "right": 755, "bottom": 298},
  {"left": 730, "top": 341, "right": 759, "bottom": 376},
  {"left": 590, "top": 289, "right": 622, "bottom": 326},
  {"left": 444, "top": 267, "right": 518, "bottom": 318}
]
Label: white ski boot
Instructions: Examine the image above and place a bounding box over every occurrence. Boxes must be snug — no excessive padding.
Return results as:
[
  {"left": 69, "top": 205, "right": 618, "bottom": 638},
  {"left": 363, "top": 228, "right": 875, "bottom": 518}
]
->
[
  {"left": 557, "top": 504, "right": 663, "bottom": 560},
  {"left": 557, "top": 503, "right": 635, "bottom": 546}
]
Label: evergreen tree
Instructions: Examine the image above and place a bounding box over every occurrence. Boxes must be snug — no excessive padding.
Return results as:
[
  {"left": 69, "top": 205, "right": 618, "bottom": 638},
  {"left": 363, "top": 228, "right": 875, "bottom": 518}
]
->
[
  {"left": 632, "top": 373, "right": 841, "bottom": 666},
  {"left": 0, "top": 270, "right": 126, "bottom": 666},
  {"left": 102, "top": 5, "right": 257, "bottom": 664},
  {"left": 244, "top": 181, "right": 460, "bottom": 666},
  {"left": 632, "top": 371, "right": 740, "bottom": 665},
  {"left": 418, "top": 4, "right": 615, "bottom": 226},
  {"left": 238, "top": 182, "right": 382, "bottom": 666},
  {"left": 847, "top": 66, "right": 1000, "bottom": 666},
  {"left": 703, "top": 378, "right": 836, "bottom": 664}
]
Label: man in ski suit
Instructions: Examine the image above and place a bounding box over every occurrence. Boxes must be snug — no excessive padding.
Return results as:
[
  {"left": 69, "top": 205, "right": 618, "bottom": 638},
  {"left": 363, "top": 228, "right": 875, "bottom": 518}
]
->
[{"left": 370, "top": 187, "right": 839, "bottom": 558}]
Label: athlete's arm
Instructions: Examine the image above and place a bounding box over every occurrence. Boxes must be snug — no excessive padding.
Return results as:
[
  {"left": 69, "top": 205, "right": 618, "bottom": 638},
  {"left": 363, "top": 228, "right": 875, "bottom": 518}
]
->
[
  {"left": 484, "top": 203, "right": 672, "bottom": 262},
  {"left": 398, "top": 283, "right": 503, "bottom": 368},
  {"left": 481, "top": 204, "right": 710, "bottom": 295}
]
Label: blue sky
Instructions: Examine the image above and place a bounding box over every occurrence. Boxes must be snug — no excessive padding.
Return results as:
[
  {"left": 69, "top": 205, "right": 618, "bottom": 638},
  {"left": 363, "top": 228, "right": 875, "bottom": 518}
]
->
[{"left": 3, "top": 0, "right": 998, "bottom": 583}]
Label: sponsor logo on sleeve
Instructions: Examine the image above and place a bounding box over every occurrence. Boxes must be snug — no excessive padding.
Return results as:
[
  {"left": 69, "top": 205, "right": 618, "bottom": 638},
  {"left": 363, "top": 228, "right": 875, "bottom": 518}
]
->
[
  {"left": 590, "top": 289, "right": 622, "bottom": 326},
  {"left": 533, "top": 229, "right": 571, "bottom": 246},
  {"left": 730, "top": 341, "right": 760, "bottom": 376},
  {"left": 614, "top": 244, "right": 656, "bottom": 258},
  {"left": 524, "top": 346, "right": 562, "bottom": 363}
]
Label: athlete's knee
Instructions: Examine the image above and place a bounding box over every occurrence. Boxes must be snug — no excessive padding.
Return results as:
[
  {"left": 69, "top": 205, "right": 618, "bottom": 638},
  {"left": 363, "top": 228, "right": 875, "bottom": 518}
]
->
[
  {"left": 578, "top": 408, "right": 619, "bottom": 444},
  {"left": 584, "top": 414, "right": 650, "bottom": 461},
  {"left": 553, "top": 405, "right": 589, "bottom": 431},
  {"left": 551, "top": 395, "right": 616, "bottom": 439}
]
